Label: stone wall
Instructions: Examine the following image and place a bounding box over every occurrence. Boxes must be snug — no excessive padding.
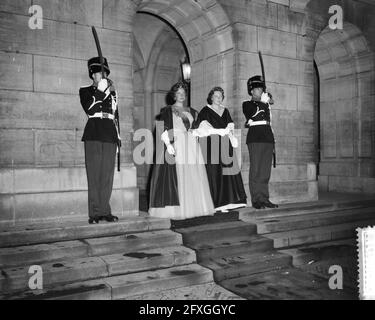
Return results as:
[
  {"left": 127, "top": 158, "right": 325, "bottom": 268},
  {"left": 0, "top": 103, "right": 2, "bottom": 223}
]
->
[
  {"left": 0, "top": 0, "right": 138, "bottom": 226},
  {"left": 305, "top": 0, "right": 375, "bottom": 194},
  {"left": 218, "top": 0, "right": 319, "bottom": 203}
]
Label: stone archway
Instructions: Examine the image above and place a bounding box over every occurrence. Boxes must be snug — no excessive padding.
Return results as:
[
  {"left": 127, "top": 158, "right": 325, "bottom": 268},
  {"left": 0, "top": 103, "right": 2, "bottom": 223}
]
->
[
  {"left": 135, "top": 0, "right": 235, "bottom": 108},
  {"left": 132, "top": 12, "right": 185, "bottom": 190},
  {"left": 296, "top": 0, "right": 375, "bottom": 194},
  {"left": 132, "top": 0, "right": 235, "bottom": 192},
  {"left": 314, "top": 23, "right": 375, "bottom": 193}
]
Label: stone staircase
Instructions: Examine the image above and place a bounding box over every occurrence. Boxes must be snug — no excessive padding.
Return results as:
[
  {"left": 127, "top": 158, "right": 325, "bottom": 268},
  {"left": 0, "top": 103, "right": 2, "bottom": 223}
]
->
[
  {"left": 171, "top": 197, "right": 375, "bottom": 300},
  {"left": 173, "top": 213, "right": 293, "bottom": 285},
  {"left": 237, "top": 197, "right": 375, "bottom": 294},
  {"left": 0, "top": 217, "right": 239, "bottom": 300},
  {"left": 2, "top": 195, "right": 374, "bottom": 300}
]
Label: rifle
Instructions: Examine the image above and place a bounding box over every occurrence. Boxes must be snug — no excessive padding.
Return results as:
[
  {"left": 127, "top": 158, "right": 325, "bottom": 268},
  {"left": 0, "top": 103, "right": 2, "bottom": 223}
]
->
[
  {"left": 258, "top": 51, "right": 276, "bottom": 168},
  {"left": 92, "top": 26, "right": 121, "bottom": 172}
]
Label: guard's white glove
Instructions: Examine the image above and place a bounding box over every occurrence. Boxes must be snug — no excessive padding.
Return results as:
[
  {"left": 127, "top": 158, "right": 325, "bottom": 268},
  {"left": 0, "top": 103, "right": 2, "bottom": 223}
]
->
[
  {"left": 261, "top": 92, "right": 271, "bottom": 104},
  {"left": 98, "top": 79, "right": 109, "bottom": 94},
  {"left": 166, "top": 144, "right": 175, "bottom": 156}
]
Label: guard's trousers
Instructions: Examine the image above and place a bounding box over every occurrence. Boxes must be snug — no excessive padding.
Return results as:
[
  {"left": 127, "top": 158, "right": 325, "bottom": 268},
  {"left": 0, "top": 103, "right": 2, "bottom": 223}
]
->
[
  {"left": 84, "top": 141, "right": 117, "bottom": 218},
  {"left": 247, "top": 142, "right": 274, "bottom": 204}
]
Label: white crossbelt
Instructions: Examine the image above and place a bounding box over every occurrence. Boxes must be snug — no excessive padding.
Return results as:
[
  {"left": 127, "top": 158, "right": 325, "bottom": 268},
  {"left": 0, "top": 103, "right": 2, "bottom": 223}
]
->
[
  {"left": 88, "top": 112, "right": 115, "bottom": 120},
  {"left": 249, "top": 120, "right": 270, "bottom": 127}
]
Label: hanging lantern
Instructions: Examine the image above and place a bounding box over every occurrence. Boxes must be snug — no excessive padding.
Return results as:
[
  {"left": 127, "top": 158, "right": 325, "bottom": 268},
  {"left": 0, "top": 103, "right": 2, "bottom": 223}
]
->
[{"left": 180, "top": 57, "right": 191, "bottom": 83}]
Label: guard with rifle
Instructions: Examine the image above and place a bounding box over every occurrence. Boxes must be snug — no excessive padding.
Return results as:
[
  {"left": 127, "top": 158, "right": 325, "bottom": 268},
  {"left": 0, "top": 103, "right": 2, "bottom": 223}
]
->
[
  {"left": 242, "top": 51, "right": 278, "bottom": 210},
  {"left": 79, "top": 27, "right": 121, "bottom": 224}
]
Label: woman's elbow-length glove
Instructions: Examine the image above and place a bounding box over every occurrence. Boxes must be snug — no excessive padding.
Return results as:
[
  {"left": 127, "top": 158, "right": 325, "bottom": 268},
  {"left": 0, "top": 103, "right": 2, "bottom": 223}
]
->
[{"left": 161, "top": 130, "right": 176, "bottom": 156}]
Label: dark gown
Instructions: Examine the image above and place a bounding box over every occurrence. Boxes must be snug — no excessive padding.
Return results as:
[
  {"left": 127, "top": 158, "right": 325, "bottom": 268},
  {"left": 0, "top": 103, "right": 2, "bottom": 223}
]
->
[{"left": 197, "top": 105, "right": 247, "bottom": 210}]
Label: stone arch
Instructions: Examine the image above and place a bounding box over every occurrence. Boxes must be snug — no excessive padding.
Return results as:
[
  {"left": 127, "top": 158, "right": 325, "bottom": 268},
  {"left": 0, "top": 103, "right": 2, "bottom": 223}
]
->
[
  {"left": 293, "top": 0, "right": 375, "bottom": 194},
  {"left": 132, "top": 0, "right": 236, "bottom": 191},
  {"left": 137, "top": 0, "right": 233, "bottom": 62},
  {"left": 314, "top": 22, "right": 375, "bottom": 193},
  {"left": 132, "top": 13, "right": 186, "bottom": 189},
  {"left": 135, "top": 0, "right": 235, "bottom": 108},
  {"left": 304, "top": 0, "right": 375, "bottom": 50}
]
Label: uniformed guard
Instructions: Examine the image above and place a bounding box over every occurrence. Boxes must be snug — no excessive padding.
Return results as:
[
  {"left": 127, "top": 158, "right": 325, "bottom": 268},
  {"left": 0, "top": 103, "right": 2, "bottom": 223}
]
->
[
  {"left": 79, "top": 56, "right": 121, "bottom": 224},
  {"left": 242, "top": 75, "right": 278, "bottom": 210}
]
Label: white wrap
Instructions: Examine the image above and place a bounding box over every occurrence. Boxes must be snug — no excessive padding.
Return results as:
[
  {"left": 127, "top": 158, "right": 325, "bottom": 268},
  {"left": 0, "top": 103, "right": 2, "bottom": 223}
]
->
[
  {"left": 192, "top": 121, "right": 228, "bottom": 137},
  {"left": 192, "top": 121, "right": 238, "bottom": 148}
]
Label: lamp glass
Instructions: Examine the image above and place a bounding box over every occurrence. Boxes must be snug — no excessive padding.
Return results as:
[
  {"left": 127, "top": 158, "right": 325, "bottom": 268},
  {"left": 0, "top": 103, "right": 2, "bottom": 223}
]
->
[{"left": 181, "top": 62, "right": 191, "bottom": 82}]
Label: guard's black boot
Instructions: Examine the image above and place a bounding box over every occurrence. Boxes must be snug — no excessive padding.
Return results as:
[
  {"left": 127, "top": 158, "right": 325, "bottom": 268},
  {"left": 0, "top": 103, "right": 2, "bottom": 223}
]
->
[
  {"left": 88, "top": 217, "right": 100, "bottom": 224},
  {"left": 262, "top": 200, "right": 278, "bottom": 208},
  {"left": 252, "top": 202, "right": 265, "bottom": 210},
  {"left": 103, "top": 214, "right": 119, "bottom": 222}
]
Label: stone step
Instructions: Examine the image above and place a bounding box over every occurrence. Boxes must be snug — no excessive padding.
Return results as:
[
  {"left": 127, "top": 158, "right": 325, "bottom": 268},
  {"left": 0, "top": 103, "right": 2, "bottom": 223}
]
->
[
  {"left": 84, "top": 230, "right": 182, "bottom": 256},
  {"left": 0, "top": 217, "right": 170, "bottom": 248},
  {"left": 0, "top": 240, "right": 88, "bottom": 268},
  {"left": 265, "top": 219, "right": 375, "bottom": 249},
  {"left": 121, "top": 282, "right": 244, "bottom": 300},
  {"left": 279, "top": 239, "right": 356, "bottom": 266},
  {"left": 0, "top": 229, "right": 181, "bottom": 268},
  {"left": 255, "top": 207, "right": 375, "bottom": 234},
  {"left": 220, "top": 267, "right": 357, "bottom": 300},
  {"left": 102, "top": 246, "right": 196, "bottom": 277},
  {"left": 171, "top": 211, "right": 239, "bottom": 229},
  {"left": 106, "top": 263, "right": 214, "bottom": 300},
  {"left": 176, "top": 221, "right": 257, "bottom": 244},
  {"left": 239, "top": 198, "right": 375, "bottom": 223},
  {"left": 1, "top": 256, "right": 107, "bottom": 294},
  {"left": 1, "top": 264, "right": 214, "bottom": 300},
  {"left": 296, "top": 256, "right": 358, "bottom": 290},
  {"left": 201, "top": 251, "right": 292, "bottom": 282},
  {"left": 1, "top": 279, "right": 112, "bottom": 300},
  {"left": 0, "top": 246, "right": 196, "bottom": 294},
  {"left": 190, "top": 235, "right": 273, "bottom": 261}
]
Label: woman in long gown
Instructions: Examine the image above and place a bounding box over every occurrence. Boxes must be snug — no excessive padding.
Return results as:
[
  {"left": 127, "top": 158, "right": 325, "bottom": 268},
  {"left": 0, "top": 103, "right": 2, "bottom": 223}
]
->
[
  {"left": 148, "top": 82, "right": 215, "bottom": 220},
  {"left": 196, "top": 87, "right": 247, "bottom": 212}
]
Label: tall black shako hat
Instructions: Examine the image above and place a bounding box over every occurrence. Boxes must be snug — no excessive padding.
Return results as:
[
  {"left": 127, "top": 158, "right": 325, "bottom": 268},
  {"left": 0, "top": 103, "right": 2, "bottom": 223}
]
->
[
  {"left": 87, "top": 57, "right": 110, "bottom": 79},
  {"left": 247, "top": 75, "right": 265, "bottom": 95}
]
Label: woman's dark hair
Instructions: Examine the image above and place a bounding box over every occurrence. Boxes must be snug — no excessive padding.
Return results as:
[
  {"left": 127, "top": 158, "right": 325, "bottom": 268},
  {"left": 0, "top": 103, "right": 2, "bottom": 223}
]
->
[
  {"left": 169, "top": 81, "right": 188, "bottom": 103},
  {"left": 207, "top": 86, "right": 225, "bottom": 105}
]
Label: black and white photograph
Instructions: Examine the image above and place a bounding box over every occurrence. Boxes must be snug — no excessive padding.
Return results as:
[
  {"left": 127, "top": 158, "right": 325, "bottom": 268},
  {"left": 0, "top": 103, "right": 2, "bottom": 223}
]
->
[{"left": 0, "top": 0, "right": 375, "bottom": 305}]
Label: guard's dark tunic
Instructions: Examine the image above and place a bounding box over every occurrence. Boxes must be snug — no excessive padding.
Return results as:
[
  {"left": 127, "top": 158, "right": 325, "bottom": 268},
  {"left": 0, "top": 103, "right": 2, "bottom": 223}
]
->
[
  {"left": 79, "top": 84, "right": 119, "bottom": 218},
  {"left": 242, "top": 100, "right": 274, "bottom": 144},
  {"left": 242, "top": 99, "right": 275, "bottom": 204},
  {"left": 79, "top": 85, "right": 119, "bottom": 143},
  {"left": 197, "top": 106, "right": 247, "bottom": 209}
]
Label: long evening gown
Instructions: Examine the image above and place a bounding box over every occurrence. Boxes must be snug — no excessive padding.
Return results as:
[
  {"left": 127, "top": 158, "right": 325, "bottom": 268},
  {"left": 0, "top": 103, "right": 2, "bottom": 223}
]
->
[
  {"left": 197, "top": 105, "right": 247, "bottom": 211},
  {"left": 148, "top": 107, "right": 215, "bottom": 220}
]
